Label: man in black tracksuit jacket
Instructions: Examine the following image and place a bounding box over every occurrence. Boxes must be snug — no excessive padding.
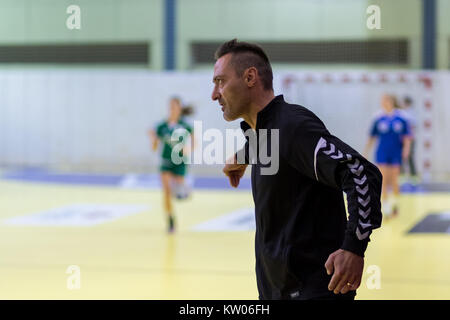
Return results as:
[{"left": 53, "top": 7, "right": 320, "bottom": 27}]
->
[{"left": 212, "top": 40, "right": 383, "bottom": 300}]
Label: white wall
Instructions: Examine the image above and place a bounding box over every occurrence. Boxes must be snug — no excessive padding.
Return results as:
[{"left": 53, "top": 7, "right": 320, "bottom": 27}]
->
[
  {"left": 0, "top": 70, "right": 242, "bottom": 173},
  {"left": 0, "top": 69, "right": 448, "bottom": 181}
]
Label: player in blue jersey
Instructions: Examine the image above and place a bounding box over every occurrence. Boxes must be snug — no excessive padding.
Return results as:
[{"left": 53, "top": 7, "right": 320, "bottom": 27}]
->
[{"left": 365, "top": 94, "right": 411, "bottom": 217}]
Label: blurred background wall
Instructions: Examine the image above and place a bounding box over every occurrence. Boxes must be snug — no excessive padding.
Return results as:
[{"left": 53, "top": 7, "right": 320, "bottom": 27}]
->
[
  {"left": 0, "top": 0, "right": 448, "bottom": 180},
  {"left": 2, "top": 0, "right": 448, "bottom": 70}
]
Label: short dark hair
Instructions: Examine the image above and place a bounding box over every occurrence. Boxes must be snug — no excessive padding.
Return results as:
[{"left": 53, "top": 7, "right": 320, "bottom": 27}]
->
[
  {"left": 403, "top": 96, "right": 413, "bottom": 106},
  {"left": 214, "top": 39, "right": 273, "bottom": 91},
  {"left": 181, "top": 104, "right": 195, "bottom": 116}
]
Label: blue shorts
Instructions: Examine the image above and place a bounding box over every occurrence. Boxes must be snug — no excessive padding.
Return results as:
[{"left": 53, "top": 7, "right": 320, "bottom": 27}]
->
[{"left": 376, "top": 149, "right": 402, "bottom": 165}]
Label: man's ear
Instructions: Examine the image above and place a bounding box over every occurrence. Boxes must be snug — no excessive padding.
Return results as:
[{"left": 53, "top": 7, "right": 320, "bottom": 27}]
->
[{"left": 244, "top": 67, "right": 258, "bottom": 88}]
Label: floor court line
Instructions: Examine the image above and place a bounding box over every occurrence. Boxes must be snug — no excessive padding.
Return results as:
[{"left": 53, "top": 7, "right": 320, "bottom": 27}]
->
[{"left": 0, "top": 176, "right": 449, "bottom": 299}]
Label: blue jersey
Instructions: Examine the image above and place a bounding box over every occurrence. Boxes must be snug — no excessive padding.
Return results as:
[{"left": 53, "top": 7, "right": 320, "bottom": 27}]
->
[{"left": 370, "top": 111, "right": 410, "bottom": 165}]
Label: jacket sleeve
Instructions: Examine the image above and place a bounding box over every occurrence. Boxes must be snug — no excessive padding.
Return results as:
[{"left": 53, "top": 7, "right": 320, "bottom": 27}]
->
[{"left": 285, "top": 110, "right": 383, "bottom": 257}]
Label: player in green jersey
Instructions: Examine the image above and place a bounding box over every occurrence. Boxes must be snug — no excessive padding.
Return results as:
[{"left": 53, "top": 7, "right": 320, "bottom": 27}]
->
[{"left": 149, "top": 97, "right": 195, "bottom": 233}]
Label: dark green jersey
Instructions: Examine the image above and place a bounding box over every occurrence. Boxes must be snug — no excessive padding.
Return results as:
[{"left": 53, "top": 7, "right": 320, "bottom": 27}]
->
[{"left": 155, "top": 119, "right": 193, "bottom": 162}]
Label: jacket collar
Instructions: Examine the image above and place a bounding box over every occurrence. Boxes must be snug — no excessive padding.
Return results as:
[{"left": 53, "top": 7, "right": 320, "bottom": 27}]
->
[{"left": 240, "top": 95, "right": 284, "bottom": 131}]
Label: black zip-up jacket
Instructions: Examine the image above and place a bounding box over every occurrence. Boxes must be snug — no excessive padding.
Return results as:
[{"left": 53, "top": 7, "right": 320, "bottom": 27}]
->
[{"left": 237, "top": 95, "right": 382, "bottom": 299}]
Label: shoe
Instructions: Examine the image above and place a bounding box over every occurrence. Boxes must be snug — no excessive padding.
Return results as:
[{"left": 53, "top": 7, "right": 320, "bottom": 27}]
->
[
  {"left": 175, "top": 192, "right": 189, "bottom": 200},
  {"left": 392, "top": 206, "right": 399, "bottom": 217},
  {"left": 168, "top": 216, "right": 175, "bottom": 233},
  {"left": 174, "top": 184, "right": 190, "bottom": 200}
]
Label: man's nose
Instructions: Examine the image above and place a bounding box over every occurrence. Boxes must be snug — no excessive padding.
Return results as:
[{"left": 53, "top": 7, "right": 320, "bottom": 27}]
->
[{"left": 211, "top": 87, "right": 220, "bottom": 101}]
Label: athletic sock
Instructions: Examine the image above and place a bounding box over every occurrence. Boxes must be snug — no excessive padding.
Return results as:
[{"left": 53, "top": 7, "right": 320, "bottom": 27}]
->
[{"left": 382, "top": 198, "right": 392, "bottom": 218}]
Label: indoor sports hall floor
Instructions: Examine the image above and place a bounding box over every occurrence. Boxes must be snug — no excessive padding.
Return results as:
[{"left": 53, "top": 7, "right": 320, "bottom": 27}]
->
[{"left": 0, "top": 169, "right": 449, "bottom": 300}]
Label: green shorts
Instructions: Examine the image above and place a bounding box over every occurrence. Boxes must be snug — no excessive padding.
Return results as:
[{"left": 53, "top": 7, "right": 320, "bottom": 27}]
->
[{"left": 160, "top": 159, "right": 186, "bottom": 176}]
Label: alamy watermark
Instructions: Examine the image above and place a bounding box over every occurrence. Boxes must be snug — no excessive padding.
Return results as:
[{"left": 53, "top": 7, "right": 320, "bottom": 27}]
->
[
  {"left": 66, "top": 265, "right": 81, "bottom": 290},
  {"left": 169, "top": 120, "right": 280, "bottom": 175},
  {"left": 366, "top": 5, "right": 381, "bottom": 30},
  {"left": 365, "top": 264, "right": 381, "bottom": 290},
  {"left": 66, "top": 5, "right": 81, "bottom": 30}
]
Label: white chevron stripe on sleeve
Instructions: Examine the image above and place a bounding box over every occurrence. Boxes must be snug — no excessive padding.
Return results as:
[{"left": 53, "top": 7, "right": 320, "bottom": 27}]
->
[
  {"left": 358, "top": 195, "right": 371, "bottom": 207},
  {"left": 356, "top": 228, "right": 370, "bottom": 240},
  {"left": 358, "top": 207, "right": 371, "bottom": 219},
  {"left": 358, "top": 220, "right": 372, "bottom": 229},
  {"left": 351, "top": 165, "right": 364, "bottom": 176},
  {"left": 354, "top": 175, "right": 367, "bottom": 185},
  {"left": 356, "top": 185, "right": 369, "bottom": 195},
  {"left": 331, "top": 150, "right": 344, "bottom": 159},
  {"left": 323, "top": 143, "right": 335, "bottom": 155},
  {"left": 347, "top": 158, "right": 360, "bottom": 169},
  {"left": 313, "top": 137, "right": 327, "bottom": 181}
]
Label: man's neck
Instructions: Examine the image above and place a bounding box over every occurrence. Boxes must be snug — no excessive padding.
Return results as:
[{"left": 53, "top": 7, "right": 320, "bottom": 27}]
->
[{"left": 242, "top": 91, "right": 275, "bottom": 129}]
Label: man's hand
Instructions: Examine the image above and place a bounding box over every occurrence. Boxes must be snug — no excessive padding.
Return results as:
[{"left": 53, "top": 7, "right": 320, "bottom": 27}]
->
[
  {"left": 324, "top": 249, "right": 364, "bottom": 294},
  {"left": 223, "top": 155, "right": 248, "bottom": 188}
]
